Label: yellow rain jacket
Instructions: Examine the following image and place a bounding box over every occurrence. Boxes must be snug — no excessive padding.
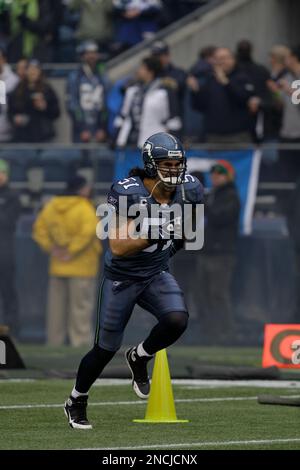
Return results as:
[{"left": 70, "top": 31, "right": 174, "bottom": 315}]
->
[{"left": 33, "top": 196, "right": 102, "bottom": 277}]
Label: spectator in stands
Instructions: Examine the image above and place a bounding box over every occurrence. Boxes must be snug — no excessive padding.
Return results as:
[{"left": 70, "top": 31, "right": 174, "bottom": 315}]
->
[
  {"left": 8, "top": 59, "right": 60, "bottom": 143},
  {"left": 66, "top": 40, "right": 108, "bottom": 143},
  {"left": 0, "top": 47, "right": 19, "bottom": 143},
  {"left": 260, "top": 46, "right": 290, "bottom": 163},
  {"left": 33, "top": 175, "right": 102, "bottom": 347},
  {"left": 236, "top": 39, "right": 272, "bottom": 141},
  {"left": 161, "top": 0, "right": 204, "bottom": 26},
  {"left": 15, "top": 58, "right": 29, "bottom": 81},
  {"left": 264, "top": 45, "right": 290, "bottom": 143},
  {"left": 276, "top": 45, "right": 300, "bottom": 182},
  {"left": 68, "top": 0, "right": 114, "bottom": 58},
  {"left": 236, "top": 40, "right": 270, "bottom": 102},
  {"left": 279, "top": 45, "right": 300, "bottom": 174},
  {"left": 188, "top": 47, "right": 255, "bottom": 143},
  {"left": 188, "top": 45, "right": 216, "bottom": 80},
  {"left": 269, "top": 45, "right": 289, "bottom": 82},
  {"left": 0, "top": 2, "right": 10, "bottom": 52},
  {"left": 114, "top": 56, "right": 182, "bottom": 148},
  {"left": 186, "top": 46, "right": 216, "bottom": 142},
  {"left": 151, "top": 40, "right": 186, "bottom": 114},
  {"left": 1, "top": 0, "right": 56, "bottom": 63},
  {"left": 112, "top": 0, "right": 162, "bottom": 53},
  {"left": 0, "top": 160, "right": 20, "bottom": 338},
  {"left": 196, "top": 160, "right": 240, "bottom": 345}
]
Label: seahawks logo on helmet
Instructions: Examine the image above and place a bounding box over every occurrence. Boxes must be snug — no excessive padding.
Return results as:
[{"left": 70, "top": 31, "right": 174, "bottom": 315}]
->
[{"left": 144, "top": 142, "right": 153, "bottom": 157}]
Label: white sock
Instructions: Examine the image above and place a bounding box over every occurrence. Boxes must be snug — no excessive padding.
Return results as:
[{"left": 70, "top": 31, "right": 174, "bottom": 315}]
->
[
  {"left": 71, "top": 386, "right": 88, "bottom": 399},
  {"left": 137, "top": 342, "right": 153, "bottom": 358}
]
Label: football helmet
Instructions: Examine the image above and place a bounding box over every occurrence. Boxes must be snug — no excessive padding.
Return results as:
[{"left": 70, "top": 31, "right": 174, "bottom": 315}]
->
[{"left": 142, "top": 132, "right": 186, "bottom": 187}]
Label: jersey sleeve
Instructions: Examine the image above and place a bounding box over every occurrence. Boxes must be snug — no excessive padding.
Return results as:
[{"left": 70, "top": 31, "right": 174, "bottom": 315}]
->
[
  {"left": 107, "top": 177, "right": 142, "bottom": 218},
  {"left": 183, "top": 174, "right": 204, "bottom": 206}
]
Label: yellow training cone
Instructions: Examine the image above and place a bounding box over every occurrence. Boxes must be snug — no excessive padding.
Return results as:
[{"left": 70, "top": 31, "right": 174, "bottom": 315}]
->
[{"left": 133, "top": 348, "right": 189, "bottom": 423}]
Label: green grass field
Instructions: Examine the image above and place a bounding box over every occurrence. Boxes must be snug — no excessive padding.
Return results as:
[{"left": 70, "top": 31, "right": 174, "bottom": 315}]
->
[
  {"left": 1, "top": 345, "right": 300, "bottom": 450},
  {"left": 1, "top": 380, "right": 300, "bottom": 450}
]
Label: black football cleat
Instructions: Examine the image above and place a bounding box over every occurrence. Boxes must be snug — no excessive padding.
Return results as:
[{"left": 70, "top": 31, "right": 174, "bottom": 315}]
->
[
  {"left": 125, "top": 346, "right": 153, "bottom": 399},
  {"left": 64, "top": 395, "right": 92, "bottom": 429}
]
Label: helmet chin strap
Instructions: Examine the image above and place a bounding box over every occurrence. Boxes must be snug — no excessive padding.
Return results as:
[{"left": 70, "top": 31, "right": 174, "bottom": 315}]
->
[{"left": 148, "top": 178, "right": 163, "bottom": 198}]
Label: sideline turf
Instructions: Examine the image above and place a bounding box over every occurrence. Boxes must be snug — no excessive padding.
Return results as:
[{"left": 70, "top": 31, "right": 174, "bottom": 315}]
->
[{"left": 1, "top": 380, "right": 300, "bottom": 450}]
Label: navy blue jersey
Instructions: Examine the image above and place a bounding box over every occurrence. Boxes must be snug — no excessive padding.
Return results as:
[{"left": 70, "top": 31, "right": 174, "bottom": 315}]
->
[{"left": 104, "top": 175, "right": 203, "bottom": 281}]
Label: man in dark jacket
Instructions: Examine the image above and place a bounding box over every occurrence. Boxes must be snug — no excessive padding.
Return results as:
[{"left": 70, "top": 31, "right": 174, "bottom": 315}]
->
[
  {"left": 189, "top": 47, "right": 255, "bottom": 143},
  {"left": 236, "top": 39, "right": 278, "bottom": 142},
  {"left": 0, "top": 160, "right": 20, "bottom": 337},
  {"left": 236, "top": 40, "right": 271, "bottom": 104},
  {"left": 196, "top": 160, "right": 240, "bottom": 344},
  {"left": 151, "top": 41, "right": 187, "bottom": 116},
  {"left": 189, "top": 46, "right": 216, "bottom": 81}
]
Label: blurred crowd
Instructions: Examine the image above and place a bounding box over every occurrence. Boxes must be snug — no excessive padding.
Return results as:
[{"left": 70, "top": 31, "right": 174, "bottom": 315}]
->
[
  {"left": 0, "top": 0, "right": 204, "bottom": 62},
  {"left": 0, "top": 38, "right": 300, "bottom": 173}
]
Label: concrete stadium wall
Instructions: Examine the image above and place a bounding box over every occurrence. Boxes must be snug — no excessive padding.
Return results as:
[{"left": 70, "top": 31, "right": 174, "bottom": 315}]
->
[
  {"left": 169, "top": 0, "right": 300, "bottom": 69},
  {"left": 50, "top": 78, "right": 72, "bottom": 143}
]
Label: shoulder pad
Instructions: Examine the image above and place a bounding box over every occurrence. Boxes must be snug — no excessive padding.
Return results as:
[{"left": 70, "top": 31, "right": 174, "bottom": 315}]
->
[
  {"left": 107, "top": 177, "right": 146, "bottom": 216},
  {"left": 182, "top": 174, "right": 204, "bottom": 204},
  {"left": 112, "top": 176, "right": 143, "bottom": 195}
]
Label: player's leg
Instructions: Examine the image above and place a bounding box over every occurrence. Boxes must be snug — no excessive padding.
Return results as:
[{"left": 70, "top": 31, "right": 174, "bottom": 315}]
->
[
  {"left": 141, "top": 310, "right": 188, "bottom": 353},
  {"left": 125, "top": 310, "right": 188, "bottom": 399},
  {"left": 65, "top": 278, "right": 136, "bottom": 429},
  {"left": 125, "top": 271, "right": 188, "bottom": 399}
]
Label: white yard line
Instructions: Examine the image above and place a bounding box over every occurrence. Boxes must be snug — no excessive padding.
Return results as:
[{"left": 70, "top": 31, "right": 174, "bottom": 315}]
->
[
  {"left": 2, "top": 394, "right": 300, "bottom": 410},
  {"left": 93, "top": 379, "right": 300, "bottom": 388},
  {"left": 1, "top": 378, "right": 300, "bottom": 388},
  {"left": 0, "top": 396, "right": 259, "bottom": 410},
  {"left": 176, "top": 379, "right": 300, "bottom": 389},
  {"left": 0, "top": 379, "right": 35, "bottom": 383},
  {"left": 80, "top": 437, "right": 300, "bottom": 450}
]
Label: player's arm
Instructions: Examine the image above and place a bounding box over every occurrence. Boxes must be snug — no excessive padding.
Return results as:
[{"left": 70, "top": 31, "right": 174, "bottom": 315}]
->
[
  {"left": 108, "top": 215, "right": 150, "bottom": 257},
  {"left": 169, "top": 205, "right": 198, "bottom": 258},
  {"left": 170, "top": 176, "right": 204, "bottom": 256}
]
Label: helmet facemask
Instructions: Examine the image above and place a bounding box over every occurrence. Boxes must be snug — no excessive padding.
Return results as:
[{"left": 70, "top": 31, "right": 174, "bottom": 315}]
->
[{"left": 156, "top": 157, "right": 187, "bottom": 189}]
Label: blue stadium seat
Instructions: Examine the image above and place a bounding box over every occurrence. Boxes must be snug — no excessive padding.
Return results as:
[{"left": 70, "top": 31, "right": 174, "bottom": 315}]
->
[
  {"left": 0, "top": 149, "right": 38, "bottom": 182},
  {"left": 91, "top": 149, "right": 115, "bottom": 183},
  {"left": 40, "top": 149, "right": 81, "bottom": 181}
]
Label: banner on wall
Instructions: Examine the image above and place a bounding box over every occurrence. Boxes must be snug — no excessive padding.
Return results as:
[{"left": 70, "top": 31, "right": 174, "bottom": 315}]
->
[{"left": 114, "top": 148, "right": 262, "bottom": 235}]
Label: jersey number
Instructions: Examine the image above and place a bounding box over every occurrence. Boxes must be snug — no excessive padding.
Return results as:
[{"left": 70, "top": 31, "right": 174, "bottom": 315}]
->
[{"left": 117, "top": 177, "right": 139, "bottom": 190}]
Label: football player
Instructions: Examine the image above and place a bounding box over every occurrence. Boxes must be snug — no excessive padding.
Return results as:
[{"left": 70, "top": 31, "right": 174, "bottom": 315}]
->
[{"left": 64, "top": 132, "right": 204, "bottom": 429}]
